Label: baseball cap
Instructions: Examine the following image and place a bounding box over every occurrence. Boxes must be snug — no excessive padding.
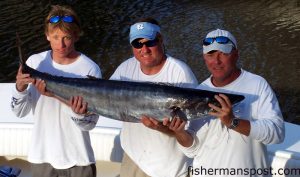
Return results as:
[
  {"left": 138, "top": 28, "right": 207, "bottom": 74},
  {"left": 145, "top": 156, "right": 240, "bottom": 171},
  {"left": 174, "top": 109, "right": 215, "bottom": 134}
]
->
[
  {"left": 203, "top": 29, "right": 237, "bottom": 54},
  {"left": 129, "top": 22, "right": 161, "bottom": 43}
]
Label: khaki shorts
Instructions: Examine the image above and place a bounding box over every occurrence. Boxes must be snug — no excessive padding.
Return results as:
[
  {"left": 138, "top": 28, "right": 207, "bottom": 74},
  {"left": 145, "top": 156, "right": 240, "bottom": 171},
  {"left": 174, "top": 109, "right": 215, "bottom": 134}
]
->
[
  {"left": 31, "top": 162, "right": 96, "bottom": 177},
  {"left": 120, "top": 152, "right": 190, "bottom": 177},
  {"left": 120, "top": 153, "right": 150, "bottom": 177}
]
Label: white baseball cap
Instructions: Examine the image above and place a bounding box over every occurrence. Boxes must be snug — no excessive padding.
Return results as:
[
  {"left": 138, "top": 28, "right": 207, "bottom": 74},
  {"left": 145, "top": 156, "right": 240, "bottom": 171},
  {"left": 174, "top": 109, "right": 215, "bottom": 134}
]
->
[{"left": 203, "top": 29, "right": 237, "bottom": 54}]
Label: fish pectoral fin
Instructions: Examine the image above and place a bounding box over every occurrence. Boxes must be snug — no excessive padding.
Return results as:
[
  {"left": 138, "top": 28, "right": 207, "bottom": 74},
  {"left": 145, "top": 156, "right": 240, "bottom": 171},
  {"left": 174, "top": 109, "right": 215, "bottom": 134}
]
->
[{"left": 170, "top": 106, "right": 187, "bottom": 121}]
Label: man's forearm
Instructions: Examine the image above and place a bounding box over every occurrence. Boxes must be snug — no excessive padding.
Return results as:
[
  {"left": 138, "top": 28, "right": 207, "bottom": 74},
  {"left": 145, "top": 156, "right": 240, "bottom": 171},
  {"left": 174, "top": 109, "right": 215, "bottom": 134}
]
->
[{"left": 174, "top": 131, "right": 194, "bottom": 147}]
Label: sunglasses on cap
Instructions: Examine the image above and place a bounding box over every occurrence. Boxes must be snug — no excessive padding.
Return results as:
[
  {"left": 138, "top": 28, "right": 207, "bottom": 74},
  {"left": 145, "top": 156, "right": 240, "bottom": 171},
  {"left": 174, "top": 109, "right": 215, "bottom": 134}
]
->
[
  {"left": 49, "top": 15, "right": 74, "bottom": 23},
  {"left": 131, "top": 38, "right": 159, "bottom": 49},
  {"left": 203, "top": 36, "right": 236, "bottom": 48}
]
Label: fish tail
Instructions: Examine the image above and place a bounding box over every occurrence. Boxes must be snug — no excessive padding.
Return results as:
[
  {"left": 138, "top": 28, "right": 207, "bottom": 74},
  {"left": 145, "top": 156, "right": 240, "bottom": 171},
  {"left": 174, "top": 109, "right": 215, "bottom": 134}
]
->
[
  {"left": 15, "top": 32, "right": 31, "bottom": 75},
  {"left": 16, "top": 32, "right": 25, "bottom": 66}
]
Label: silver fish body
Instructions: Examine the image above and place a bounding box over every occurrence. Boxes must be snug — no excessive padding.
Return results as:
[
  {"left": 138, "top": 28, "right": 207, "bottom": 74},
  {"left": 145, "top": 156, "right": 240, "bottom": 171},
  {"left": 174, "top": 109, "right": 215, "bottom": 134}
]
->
[{"left": 23, "top": 64, "right": 245, "bottom": 122}]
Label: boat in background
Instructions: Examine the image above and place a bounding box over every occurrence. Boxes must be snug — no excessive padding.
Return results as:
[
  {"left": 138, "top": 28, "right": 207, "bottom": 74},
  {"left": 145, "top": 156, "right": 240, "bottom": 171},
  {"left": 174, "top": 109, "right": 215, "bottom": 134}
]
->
[{"left": 1, "top": 83, "right": 299, "bottom": 177}]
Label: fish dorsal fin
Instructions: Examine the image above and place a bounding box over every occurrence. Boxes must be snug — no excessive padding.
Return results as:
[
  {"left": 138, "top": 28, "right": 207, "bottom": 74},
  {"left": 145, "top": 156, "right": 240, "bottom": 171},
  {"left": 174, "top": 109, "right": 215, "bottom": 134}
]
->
[
  {"left": 143, "top": 82, "right": 175, "bottom": 87},
  {"left": 156, "top": 82, "right": 175, "bottom": 86},
  {"left": 86, "top": 75, "right": 97, "bottom": 79}
]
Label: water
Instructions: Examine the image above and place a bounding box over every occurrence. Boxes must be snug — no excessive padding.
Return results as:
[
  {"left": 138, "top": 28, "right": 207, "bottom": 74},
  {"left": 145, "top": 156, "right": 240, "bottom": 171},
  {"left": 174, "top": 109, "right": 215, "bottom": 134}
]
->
[{"left": 0, "top": 0, "right": 299, "bottom": 124}]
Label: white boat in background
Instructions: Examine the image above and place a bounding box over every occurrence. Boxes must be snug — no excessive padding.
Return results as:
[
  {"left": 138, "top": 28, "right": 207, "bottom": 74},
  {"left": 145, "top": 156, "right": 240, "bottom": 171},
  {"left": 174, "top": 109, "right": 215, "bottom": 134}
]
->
[{"left": 1, "top": 83, "right": 299, "bottom": 177}]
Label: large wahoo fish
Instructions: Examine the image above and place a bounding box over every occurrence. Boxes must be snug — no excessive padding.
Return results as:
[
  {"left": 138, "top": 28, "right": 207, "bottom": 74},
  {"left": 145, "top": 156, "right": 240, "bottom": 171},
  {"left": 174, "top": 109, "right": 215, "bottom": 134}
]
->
[
  {"left": 17, "top": 35, "right": 245, "bottom": 123},
  {"left": 21, "top": 63, "right": 245, "bottom": 122}
]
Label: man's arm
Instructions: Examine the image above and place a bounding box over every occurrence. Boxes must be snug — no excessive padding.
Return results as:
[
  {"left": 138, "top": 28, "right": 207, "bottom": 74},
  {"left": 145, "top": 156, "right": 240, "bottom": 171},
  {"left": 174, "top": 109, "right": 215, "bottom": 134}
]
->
[
  {"left": 163, "top": 118, "right": 194, "bottom": 147},
  {"left": 163, "top": 117, "right": 203, "bottom": 159},
  {"left": 248, "top": 83, "right": 285, "bottom": 144},
  {"left": 11, "top": 66, "right": 35, "bottom": 117}
]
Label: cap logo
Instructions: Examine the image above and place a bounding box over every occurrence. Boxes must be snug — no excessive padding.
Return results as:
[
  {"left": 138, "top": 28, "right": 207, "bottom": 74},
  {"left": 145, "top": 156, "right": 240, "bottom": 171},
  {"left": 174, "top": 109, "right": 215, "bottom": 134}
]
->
[
  {"left": 129, "top": 22, "right": 161, "bottom": 43},
  {"left": 136, "top": 24, "right": 144, "bottom": 30}
]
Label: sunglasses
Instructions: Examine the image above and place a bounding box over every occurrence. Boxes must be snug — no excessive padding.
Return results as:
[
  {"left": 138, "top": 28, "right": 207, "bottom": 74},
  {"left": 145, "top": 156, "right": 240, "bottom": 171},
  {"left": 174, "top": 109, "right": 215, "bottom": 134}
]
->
[
  {"left": 203, "top": 36, "right": 235, "bottom": 48},
  {"left": 49, "top": 15, "right": 74, "bottom": 23},
  {"left": 131, "top": 38, "right": 159, "bottom": 49}
]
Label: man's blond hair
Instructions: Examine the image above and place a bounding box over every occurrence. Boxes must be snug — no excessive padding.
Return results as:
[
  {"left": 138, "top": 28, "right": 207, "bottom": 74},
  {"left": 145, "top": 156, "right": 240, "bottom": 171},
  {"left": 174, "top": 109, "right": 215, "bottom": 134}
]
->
[{"left": 44, "top": 5, "right": 82, "bottom": 37}]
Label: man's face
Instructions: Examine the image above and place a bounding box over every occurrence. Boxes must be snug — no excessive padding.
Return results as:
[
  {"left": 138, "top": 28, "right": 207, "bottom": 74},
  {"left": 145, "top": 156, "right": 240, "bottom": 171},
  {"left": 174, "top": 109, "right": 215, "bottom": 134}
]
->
[
  {"left": 203, "top": 50, "right": 238, "bottom": 84},
  {"left": 132, "top": 37, "right": 165, "bottom": 70},
  {"left": 46, "top": 28, "right": 78, "bottom": 59}
]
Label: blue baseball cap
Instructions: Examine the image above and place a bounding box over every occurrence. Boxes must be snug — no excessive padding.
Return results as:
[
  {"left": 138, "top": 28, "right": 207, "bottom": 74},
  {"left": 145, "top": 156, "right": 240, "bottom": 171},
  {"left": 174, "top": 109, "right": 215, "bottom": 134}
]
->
[{"left": 129, "top": 22, "right": 161, "bottom": 43}]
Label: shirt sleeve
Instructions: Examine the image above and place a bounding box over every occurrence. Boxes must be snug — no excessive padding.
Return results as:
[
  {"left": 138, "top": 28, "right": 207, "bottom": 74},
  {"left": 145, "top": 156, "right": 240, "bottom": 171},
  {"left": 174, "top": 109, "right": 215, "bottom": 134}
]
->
[
  {"left": 11, "top": 57, "right": 37, "bottom": 118},
  {"left": 109, "top": 66, "right": 121, "bottom": 80},
  {"left": 249, "top": 81, "right": 285, "bottom": 144},
  {"left": 11, "top": 84, "right": 33, "bottom": 118},
  {"left": 175, "top": 63, "right": 198, "bottom": 88},
  {"left": 68, "top": 109, "right": 99, "bottom": 131},
  {"left": 88, "top": 64, "right": 102, "bottom": 79}
]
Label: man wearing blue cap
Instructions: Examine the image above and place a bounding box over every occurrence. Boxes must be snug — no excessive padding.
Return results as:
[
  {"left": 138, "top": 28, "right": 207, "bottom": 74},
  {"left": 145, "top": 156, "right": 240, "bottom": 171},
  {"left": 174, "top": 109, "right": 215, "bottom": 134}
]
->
[
  {"left": 164, "top": 29, "right": 285, "bottom": 176},
  {"left": 110, "top": 18, "right": 198, "bottom": 177}
]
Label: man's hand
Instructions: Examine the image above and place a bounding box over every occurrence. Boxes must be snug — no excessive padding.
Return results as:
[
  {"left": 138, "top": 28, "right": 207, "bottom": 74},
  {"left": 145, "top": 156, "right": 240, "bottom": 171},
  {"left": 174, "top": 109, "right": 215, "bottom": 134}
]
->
[
  {"left": 141, "top": 116, "right": 173, "bottom": 135},
  {"left": 34, "top": 79, "right": 54, "bottom": 97},
  {"left": 208, "top": 94, "right": 234, "bottom": 127},
  {"left": 16, "top": 66, "right": 34, "bottom": 92},
  {"left": 208, "top": 94, "right": 251, "bottom": 136},
  {"left": 141, "top": 116, "right": 163, "bottom": 130},
  {"left": 69, "top": 96, "right": 88, "bottom": 115},
  {"left": 163, "top": 117, "right": 187, "bottom": 135}
]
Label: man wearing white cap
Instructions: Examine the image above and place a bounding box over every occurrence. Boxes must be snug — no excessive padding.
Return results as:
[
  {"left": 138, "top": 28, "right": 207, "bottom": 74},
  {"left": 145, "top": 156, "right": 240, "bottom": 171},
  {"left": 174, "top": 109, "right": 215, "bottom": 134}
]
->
[
  {"left": 110, "top": 18, "right": 198, "bottom": 177},
  {"left": 164, "top": 29, "right": 285, "bottom": 176}
]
